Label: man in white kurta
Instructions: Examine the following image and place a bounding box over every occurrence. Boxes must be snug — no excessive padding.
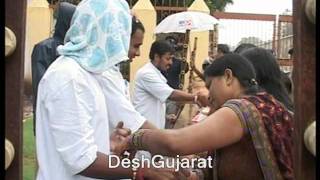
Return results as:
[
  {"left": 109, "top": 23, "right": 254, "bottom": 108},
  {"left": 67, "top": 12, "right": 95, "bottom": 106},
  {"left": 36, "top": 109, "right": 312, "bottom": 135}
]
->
[
  {"left": 132, "top": 40, "right": 209, "bottom": 131},
  {"left": 35, "top": 0, "right": 144, "bottom": 179},
  {"left": 133, "top": 62, "right": 174, "bottom": 129},
  {"left": 36, "top": 57, "right": 110, "bottom": 180}
]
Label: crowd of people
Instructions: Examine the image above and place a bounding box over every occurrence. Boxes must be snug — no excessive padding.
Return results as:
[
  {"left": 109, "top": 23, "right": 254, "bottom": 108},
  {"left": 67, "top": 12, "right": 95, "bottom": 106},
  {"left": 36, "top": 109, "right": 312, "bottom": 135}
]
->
[{"left": 32, "top": 0, "right": 296, "bottom": 180}]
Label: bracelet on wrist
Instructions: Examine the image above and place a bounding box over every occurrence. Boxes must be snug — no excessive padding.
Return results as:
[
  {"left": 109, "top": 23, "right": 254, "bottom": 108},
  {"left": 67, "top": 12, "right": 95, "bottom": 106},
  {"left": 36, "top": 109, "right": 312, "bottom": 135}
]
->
[{"left": 130, "top": 130, "right": 145, "bottom": 150}]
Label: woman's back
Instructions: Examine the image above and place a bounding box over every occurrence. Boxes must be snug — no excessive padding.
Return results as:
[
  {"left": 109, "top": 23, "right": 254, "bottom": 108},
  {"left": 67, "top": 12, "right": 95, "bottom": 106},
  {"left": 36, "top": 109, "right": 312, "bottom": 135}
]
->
[{"left": 218, "top": 92, "right": 294, "bottom": 180}]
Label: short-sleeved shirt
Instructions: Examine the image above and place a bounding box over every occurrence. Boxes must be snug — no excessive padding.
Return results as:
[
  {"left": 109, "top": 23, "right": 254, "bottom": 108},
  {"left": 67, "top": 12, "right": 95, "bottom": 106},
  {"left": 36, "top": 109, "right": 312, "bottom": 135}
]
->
[
  {"left": 133, "top": 62, "right": 174, "bottom": 129},
  {"left": 36, "top": 56, "right": 109, "bottom": 180}
]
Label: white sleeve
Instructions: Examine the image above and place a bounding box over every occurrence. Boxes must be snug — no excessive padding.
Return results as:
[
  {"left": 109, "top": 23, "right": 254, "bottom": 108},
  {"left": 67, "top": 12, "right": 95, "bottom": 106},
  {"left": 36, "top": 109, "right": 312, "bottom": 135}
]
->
[
  {"left": 44, "top": 80, "right": 98, "bottom": 175},
  {"left": 139, "top": 71, "right": 174, "bottom": 103},
  {"left": 99, "top": 70, "right": 146, "bottom": 133}
]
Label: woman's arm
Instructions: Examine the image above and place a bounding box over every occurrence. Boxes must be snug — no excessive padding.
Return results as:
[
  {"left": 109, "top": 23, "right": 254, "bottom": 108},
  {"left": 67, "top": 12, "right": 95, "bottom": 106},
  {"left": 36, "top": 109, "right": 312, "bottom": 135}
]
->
[{"left": 132, "top": 107, "right": 244, "bottom": 156}]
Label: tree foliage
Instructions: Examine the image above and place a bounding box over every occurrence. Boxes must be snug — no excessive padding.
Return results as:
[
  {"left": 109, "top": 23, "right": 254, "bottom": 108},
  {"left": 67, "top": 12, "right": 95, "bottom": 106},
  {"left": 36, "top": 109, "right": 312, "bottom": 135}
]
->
[
  {"left": 237, "top": 36, "right": 265, "bottom": 47},
  {"left": 187, "top": 0, "right": 234, "bottom": 12}
]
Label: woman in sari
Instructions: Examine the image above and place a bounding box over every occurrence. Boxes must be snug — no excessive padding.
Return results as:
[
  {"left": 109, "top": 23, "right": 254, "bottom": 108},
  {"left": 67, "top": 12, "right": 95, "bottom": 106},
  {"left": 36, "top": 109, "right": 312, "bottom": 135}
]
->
[
  {"left": 127, "top": 54, "right": 294, "bottom": 180},
  {"left": 240, "top": 47, "right": 294, "bottom": 112}
]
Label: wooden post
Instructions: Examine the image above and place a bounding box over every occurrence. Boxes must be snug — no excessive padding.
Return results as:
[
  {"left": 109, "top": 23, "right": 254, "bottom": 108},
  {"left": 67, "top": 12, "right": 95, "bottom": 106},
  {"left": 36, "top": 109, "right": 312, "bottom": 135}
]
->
[
  {"left": 179, "top": 29, "right": 190, "bottom": 89},
  {"left": 174, "top": 29, "right": 190, "bottom": 122},
  {"left": 272, "top": 17, "right": 277, "bottom": 53},
  {"left": 277, "top": 19, "right": 282, "bottom": 59},
  {"left": 5, "top": 0, "right": 27, "bottom": 179},
  {"left": 292, "top": 0, "right": 316, "bottom": 179},
  {"left": 188, "top": 37, "right": 198, "bottom": 94},
  {"left": 188, "top": 37, "right": 198, "bottom": 119},
  {"left": 213, "top": 24, "right": 218, "bottom": 54}
]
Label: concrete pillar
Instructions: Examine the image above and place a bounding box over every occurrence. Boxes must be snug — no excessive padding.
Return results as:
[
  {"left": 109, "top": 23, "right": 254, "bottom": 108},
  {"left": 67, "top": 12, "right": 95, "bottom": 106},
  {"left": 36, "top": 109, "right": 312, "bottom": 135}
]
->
[
  {"left": 24, "top": 0, "right": 52, "bottom": 95},
  {"left": 130, "top": 0, "right": 157, "bottom": 93}
]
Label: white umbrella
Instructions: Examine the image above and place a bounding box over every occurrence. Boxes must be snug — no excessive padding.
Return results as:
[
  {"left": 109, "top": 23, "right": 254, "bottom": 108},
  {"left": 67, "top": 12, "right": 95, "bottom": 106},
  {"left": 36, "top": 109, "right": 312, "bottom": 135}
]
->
[{"left": 155, "top": 11, "right": 219, "bottom": 34}]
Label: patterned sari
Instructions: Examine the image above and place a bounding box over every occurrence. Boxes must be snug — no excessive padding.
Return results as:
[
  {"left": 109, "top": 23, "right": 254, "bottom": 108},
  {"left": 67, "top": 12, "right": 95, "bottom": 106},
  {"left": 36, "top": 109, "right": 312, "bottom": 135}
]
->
[{"left": 210, "top": 92, "right": 294, "bottom": 180}]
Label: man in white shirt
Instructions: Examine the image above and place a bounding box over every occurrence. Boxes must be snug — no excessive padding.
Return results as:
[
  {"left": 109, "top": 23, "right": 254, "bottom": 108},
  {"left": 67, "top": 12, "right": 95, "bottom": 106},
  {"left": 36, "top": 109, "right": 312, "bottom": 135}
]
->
[
  {"left": 35, "top": 1, "right": 178, "bottom": 179},
  {"left": 98, "top": 16, "right": 156, "bottom": 135},
  {"left": 133, "top": 40, "right": 208, "bottom": 129}
]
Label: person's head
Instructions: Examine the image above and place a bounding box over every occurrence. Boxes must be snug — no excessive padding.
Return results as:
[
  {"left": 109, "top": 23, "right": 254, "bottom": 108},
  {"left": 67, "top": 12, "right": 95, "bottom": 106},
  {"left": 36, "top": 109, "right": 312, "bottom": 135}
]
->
[
  {"left": 48, "top": 0, "right": 60, "bottom": 18},
  {"left": 202, "top": 58, "right": 212, "bottom": 71},
  {"left": 215, "top": 44, "right": 230, "bottom": 59},
  {"left": 233, "top": 43, "right": 257, "bottom": 54},
  {"left": 53, "top": 2, "right": 76, "bottom": 41},
  {"left": 165, "top": 36, "right": 178, "bottom": 45},
  {"left": 48, "top": 0, "right": 79, "bottom": 19},
  {"left": 280, "top": 71, "right": 292, "bottom": 95},
  {"left": 47, "top": 0, "right": 60, "bottom": 8},
  {"left": 288, "top": 48, "right": 293, "bottom": 59},
  {"left": 165, "top": 36, "right": 183, "bottom": 52},
  {"left": 57, "top": 0, "right": 132, "bottom": 73},
  {"left": 241, "top": 47, "right": 294, "bottom": 111},
  {"left": 204, "top": 53, "right": 259, "bottom": 110},
  {"left": 149, "top": 40, "right": 175, "bottom": 71},
  {"left": 128, "top": 17, "right": 145, "bottom": 61}
]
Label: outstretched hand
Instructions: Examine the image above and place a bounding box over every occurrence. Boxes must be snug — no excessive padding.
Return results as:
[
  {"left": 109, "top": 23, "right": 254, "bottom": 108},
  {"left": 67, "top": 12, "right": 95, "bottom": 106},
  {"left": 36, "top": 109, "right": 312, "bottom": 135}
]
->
[
  {"left": 195, "top": 90, "right": 209, "bottom": 107},
  {"left": 110, "top": 121, "right": 131, "bottom": 157}
]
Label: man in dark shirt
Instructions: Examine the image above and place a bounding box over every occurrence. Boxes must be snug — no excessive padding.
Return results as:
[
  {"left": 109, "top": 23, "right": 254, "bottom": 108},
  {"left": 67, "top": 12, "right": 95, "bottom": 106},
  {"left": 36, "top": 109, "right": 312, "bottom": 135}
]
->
[
  {"left": 162, "top": 36, "right": 189, "bottom": 128},
  {"left": 166, "top": 57, "right": 189, "bottom": 89}
]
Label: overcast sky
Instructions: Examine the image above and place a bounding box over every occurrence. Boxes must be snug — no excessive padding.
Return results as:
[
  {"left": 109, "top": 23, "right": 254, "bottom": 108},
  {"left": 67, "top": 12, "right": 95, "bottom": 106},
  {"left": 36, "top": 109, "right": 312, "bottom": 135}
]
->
[
  {"left": 225, "top": 0, "right": 292, "bottom": 14},
  {"left": 217, "top": 0, "right": 293, "bottom": 49}
]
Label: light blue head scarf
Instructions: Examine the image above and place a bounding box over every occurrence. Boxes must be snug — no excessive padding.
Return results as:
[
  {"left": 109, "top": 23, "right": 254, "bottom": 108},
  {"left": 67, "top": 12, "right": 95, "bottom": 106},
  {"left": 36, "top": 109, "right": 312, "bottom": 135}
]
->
[{"left": 57, "top": 0, "right": 132, "bottom": 73}]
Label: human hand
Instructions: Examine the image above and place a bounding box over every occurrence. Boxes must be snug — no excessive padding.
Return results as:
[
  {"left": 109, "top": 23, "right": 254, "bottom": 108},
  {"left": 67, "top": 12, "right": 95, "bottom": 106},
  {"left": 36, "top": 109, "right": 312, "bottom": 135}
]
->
[
  {"left": 110, "top": 121, "right": 131, "bottom": 156},
  {"left": 166, "top": 114, "right": 177, "bottom": 125},
  {"left": 195, "top": 91, "right": 209, "bottom": 107}
]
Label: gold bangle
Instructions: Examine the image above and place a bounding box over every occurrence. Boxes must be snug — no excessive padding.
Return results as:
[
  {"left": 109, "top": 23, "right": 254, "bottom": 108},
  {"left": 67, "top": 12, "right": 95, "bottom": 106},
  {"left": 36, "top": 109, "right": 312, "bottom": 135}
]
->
[{"left": 132, "top": 130, "right": 145, "bottom": 149}]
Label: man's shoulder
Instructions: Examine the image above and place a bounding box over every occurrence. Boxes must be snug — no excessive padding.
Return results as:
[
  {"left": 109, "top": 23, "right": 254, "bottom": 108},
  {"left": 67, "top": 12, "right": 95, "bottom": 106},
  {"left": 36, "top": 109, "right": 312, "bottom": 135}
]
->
[
  {"left": 42, "top": 57, "right": 86, "bottom": 83},
  {"left": 136, "top": 63, "right": 154, "bottom": 77},
  {"left": 33, "top": 38, "right": 57, "bottom": 50}
]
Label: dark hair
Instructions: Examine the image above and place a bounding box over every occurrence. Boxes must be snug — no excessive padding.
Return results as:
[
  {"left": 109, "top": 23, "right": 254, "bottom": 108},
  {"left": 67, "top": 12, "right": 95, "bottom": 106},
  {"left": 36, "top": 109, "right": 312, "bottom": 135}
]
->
[
  {"left": 48, "top": 0, "right": 80, "bottom": 5},
  {"left": 204, "top": 53, "right": 260, "bottom": 95},
  {"left": 281, "top": 71, "right": 292, "bottom": 95},
  {"left": 149, "top": 40, "right": 174, "bottom": 60},
  {"left": 165, "top": 36, "right": 183, "bottom": 51},
  {"left": 132, "top": 17, "right": 145, "bottom": 36},
  {"left": 234, "top": 43, "right": 257, "bottom": 54},
  {"left": 165, "top": 36, "right": 177, "bottom": 44},
  {"left": 288, "top": 48, "right": 293, "bottom": 55},
  {"left": 241, "top": 47, "right": 294, "bottom": 111},
  {"left": 217, "top": 44, "right": 230, "bottom": 54},
  {"left": 202, "top": 62, "right": 210, "bottom": 71},
  {"left": 47, "top": 0, "right": 59, "bottom": 4}
]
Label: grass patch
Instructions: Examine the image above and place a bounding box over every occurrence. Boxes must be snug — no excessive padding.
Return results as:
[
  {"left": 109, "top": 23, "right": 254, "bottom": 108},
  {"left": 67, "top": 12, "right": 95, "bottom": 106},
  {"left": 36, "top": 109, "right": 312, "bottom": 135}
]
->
[{"left": 23, "top": 117, "right": 36, "bottom": 180}]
